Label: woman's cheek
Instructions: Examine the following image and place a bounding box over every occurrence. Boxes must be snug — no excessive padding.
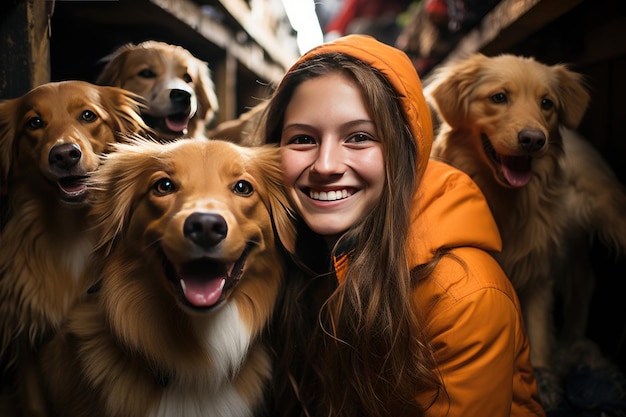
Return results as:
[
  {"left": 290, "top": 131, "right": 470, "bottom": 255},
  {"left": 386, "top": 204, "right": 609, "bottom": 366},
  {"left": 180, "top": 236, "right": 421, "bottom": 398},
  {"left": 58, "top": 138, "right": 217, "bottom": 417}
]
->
[{"left": 281, "top": 150, "right": 306, "bottom": 187}]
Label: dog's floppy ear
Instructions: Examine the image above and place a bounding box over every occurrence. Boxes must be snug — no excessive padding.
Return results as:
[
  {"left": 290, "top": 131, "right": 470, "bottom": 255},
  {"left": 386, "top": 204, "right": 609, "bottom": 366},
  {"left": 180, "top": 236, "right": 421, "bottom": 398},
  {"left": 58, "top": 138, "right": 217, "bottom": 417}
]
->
[
  {"left": 552, "top": 64, "right": 590, "bottom": 129},
  {"left": 87, "top": 137, "right": 162, "bottom": 253},
  {"left": 0, "top": 97, "right": 18, "bottom": 195},
  {"left": 427, "top": 53, "right": 488, "bottom": 128},
  {"left": 98, "top": 85, "right": 151, "bottom": 138},
  {"left": 96, "top": 43, "right": 135, "bottom": 87},
  {"left": 246, "top": 144, "right": 296, "bottom": 254},
  {"left": 191, "top": 58, "right": 219, "bottom": 127}
]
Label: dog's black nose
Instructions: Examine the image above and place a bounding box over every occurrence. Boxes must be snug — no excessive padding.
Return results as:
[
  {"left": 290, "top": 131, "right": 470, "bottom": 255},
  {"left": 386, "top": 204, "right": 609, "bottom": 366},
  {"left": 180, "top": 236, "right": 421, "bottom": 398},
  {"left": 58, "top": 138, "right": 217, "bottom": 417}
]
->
[
  {"left": 170, "top": 89, "right": 191, "bottom": 105},
  {"left": 49, "top": 143, "right": 82, "bottom": 170},
  {"left": 184, "top": 212, "right": 228, "bottom": 248},
  {"left": 518, "top": 130, "right": 546, "bottom": 153}
]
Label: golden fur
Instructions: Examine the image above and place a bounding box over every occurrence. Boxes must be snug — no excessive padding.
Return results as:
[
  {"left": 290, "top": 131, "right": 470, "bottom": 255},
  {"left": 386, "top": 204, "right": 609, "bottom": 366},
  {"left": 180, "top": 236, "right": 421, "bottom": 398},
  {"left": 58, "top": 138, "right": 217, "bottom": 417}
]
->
[
  {"left": 0, "top": 80, "right": 147, "bottom": 415},
  {"left": 40, "top": 138, "right": 295, "bottom": 417},
  {"left": 97, "top": 41, "right": 219, "bottom": 140},
  {"left": 426, "top": 53, "right": 626, "bottom": 409},
  {"left": 206, "top": 100, "right": 268, "bottom": 146}
]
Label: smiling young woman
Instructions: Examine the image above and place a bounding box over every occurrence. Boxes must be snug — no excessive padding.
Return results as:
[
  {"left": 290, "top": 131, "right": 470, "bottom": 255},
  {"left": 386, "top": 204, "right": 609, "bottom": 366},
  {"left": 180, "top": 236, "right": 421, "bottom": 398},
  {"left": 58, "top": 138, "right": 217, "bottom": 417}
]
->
[{"left": 262, "top": 34, "right": 547, "bottom": 417}]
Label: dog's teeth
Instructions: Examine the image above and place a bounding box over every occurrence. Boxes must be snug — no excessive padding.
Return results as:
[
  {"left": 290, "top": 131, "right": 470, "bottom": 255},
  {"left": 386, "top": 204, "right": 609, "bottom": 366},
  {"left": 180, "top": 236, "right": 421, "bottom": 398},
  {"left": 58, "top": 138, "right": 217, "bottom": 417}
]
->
[{"left": 180, "top": 279, "right": 186, "bottom": 293}]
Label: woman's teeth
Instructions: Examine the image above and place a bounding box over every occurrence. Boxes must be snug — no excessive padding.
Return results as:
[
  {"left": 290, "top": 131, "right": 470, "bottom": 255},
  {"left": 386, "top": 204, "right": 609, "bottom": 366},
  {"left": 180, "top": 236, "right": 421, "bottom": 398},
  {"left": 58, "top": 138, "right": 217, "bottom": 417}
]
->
[{"left": 309, "top": 189, "right": 352, "bottom": 201}]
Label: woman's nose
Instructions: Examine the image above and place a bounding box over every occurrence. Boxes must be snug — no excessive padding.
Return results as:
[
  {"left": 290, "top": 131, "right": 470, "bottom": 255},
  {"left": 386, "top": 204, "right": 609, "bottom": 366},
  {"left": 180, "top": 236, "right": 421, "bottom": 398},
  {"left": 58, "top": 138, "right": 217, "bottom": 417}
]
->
[{"left": 311, "top": 140, "right": 344, "bottom": 176}]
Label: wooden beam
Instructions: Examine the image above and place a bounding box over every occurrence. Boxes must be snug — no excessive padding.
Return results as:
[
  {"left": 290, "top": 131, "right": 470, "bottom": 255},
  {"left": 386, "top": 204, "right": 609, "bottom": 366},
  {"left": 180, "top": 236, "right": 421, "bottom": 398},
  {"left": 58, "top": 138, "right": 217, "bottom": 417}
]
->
[
  {"left": 217, "top": 0, "right": 299, "bottom": 69},
  {"left": 0, "top": 0, "right": 51, "bottom": 98},
  {"left": 444, "top": 0, "right": 584, "bottom": 62},
  {"left": 149, "top": 0, "right": 287, "bottom": 83}
]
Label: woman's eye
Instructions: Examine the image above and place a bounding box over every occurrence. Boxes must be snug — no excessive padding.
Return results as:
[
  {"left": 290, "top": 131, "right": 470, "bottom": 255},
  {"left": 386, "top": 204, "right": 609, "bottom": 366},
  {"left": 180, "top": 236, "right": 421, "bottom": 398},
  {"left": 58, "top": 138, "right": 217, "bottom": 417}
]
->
[
  {"left": 347, "top": 132, "right": 372, "bottom": 143},
  {"left": 152, "top": 177, "right": 176, "bottom": 195},
  {"left": 233, "top": 180, "right": 253, "bottom": 196},
  {"left": 289, "top": 135, "right": 315, "bottom": 145}
]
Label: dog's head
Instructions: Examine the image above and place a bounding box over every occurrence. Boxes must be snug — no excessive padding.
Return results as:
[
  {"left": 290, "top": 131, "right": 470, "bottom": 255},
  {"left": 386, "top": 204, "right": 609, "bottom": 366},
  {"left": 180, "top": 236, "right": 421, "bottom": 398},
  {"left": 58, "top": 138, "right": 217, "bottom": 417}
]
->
[
  {"left": 0, "top": 80, "right": 147, "bottom": 205},
  {"left": 96, "top": 41, "right": 219, "bottom": 140},
  {"left": 427, "top": 53, "right": 590, "bottom": 188},
  {"left": 87, "top": 137, "right": 295, "bottom": 316}
]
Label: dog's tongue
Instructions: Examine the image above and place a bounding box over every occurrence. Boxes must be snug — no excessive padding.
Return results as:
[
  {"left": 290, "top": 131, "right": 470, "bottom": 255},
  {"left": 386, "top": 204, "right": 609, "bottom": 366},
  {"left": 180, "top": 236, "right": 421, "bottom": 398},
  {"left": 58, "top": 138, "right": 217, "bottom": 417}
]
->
[
  {"left": 180, "top": 276, "right": 225, "bottom": 307},
  {"left": 165, "top": 115, "right": 190, "bottom": 133},
  {"left": 57, "top": 177, "right": 88, "bottom": 202},
  {"left": 500, "top": 155, "right": 532, "bottom": 187}
]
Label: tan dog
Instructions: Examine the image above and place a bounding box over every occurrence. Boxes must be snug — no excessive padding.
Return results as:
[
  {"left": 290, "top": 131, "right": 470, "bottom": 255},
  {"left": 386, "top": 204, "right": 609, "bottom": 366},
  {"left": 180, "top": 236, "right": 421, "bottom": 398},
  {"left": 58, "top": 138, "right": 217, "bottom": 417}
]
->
[
  {"left": 426, "top": 53, "right": 626, "bottom": 410},
  {"left": 0, "top": 80, "right": 147, "bottom": 415},
  {"left": 97, "top": 41, "right": 219, "bottom": 140},
  {"left": 40, "top": 138, "right": 295, "bottom": 417}
]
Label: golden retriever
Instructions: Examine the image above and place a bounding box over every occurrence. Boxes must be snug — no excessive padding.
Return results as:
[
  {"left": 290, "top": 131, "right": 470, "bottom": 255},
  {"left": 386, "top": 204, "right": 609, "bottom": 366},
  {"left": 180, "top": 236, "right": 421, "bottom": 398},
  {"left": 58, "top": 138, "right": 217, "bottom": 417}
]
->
[
  {"left": 426, "top": 53, "right": 626, "bottom": 410},
  {"left": 0, "top": 80, "right": 148, "bottom": 415},
  {"left": 96, "top": 40, "right": 219, "bottom": 140},
  {"left": 39, "top": 138, "right": 295, "bottom": 417}
]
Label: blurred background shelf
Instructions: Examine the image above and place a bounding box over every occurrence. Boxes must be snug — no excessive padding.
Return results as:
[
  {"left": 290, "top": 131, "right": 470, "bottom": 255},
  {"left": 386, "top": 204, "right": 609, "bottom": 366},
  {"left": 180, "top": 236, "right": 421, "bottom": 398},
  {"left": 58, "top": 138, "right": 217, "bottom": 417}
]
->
[{"left": 0, "top": 0, "right": 300, "bottom": 123}]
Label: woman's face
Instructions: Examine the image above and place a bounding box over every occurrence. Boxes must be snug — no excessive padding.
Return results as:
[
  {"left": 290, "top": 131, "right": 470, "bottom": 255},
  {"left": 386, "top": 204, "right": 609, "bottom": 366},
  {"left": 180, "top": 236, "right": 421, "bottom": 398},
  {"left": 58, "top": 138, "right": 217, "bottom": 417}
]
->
[{"left": 280, "top": 72, "right": 385, "bottom": 242}]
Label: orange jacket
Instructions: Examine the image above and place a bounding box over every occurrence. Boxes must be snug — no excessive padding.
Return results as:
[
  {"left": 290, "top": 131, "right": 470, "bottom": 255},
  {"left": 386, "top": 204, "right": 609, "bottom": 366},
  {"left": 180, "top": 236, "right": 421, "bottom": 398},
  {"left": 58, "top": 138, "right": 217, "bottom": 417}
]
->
[{"left": 305, "top": 35, "right": 546, "bottom": 416}]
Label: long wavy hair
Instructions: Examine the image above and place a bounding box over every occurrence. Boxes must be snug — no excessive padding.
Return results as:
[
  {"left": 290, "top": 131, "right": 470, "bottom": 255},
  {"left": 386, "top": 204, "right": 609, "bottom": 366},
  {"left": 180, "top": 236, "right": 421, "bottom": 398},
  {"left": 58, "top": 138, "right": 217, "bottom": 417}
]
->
[{"left": 263, "top": 52, "right": 443, "bottom": 417}]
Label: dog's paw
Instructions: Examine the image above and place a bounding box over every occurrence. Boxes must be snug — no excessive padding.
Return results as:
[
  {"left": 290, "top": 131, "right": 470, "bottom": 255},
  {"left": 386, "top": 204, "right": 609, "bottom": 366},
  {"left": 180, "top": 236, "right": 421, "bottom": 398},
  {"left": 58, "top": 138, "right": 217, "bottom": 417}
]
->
[{"left": 534, "top": 366, "right": 565, "bottom": 411}]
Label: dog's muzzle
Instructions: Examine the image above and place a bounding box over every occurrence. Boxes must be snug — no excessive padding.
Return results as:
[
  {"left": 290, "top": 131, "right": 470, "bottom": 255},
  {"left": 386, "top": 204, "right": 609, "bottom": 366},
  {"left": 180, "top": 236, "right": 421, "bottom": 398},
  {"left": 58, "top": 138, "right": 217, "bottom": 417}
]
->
[{"left": 163, "top": 212, "right": 253, "bottom": 312}]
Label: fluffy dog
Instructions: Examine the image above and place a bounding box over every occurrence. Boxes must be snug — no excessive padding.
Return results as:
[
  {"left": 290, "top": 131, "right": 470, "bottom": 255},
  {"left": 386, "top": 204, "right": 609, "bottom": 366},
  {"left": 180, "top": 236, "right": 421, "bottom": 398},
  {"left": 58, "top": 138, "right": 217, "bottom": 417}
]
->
[
  {"left": 0, "top": 80, "right": 147, "bottom": 415},
  {"left": 40, "top": 138, "right": 295, "bottom": 417},
  {"left": 426, "top": 53, "right": 626, "bottom": 409},
  {"left": 96, "top": 40, "right": 219, "bottom": 140}
]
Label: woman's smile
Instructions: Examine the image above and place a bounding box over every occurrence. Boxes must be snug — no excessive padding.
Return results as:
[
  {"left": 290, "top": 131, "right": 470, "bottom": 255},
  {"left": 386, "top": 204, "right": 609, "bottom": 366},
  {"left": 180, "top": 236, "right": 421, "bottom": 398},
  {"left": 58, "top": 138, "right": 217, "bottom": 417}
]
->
[{"left": 307, "top": 188, "right": 354, "bottom": 201}]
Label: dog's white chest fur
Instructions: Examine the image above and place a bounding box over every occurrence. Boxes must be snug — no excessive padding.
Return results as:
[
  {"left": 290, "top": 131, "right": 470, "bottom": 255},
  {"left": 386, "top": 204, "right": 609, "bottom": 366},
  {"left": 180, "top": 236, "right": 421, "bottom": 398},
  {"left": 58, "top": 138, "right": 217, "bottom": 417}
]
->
[
  {"left": 150, "top": 303, "right": 257, "bottom": 417},
  {"left": 152, "top": 384, "right": 249, "bottom": 417}
]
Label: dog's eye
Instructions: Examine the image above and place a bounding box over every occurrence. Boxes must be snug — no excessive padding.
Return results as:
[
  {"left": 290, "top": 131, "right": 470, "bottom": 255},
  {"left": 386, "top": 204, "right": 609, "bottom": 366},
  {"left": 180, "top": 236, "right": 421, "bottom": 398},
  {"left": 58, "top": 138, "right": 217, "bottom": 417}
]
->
[
  {"left": 152, "top": 178, "right": 176, "bottom": 195},
  {"left": 26, "top": 116, "right": 44, "bottom": 130},
  {"left": 541, "top": 98, "right": 554, "bottom": 111},
  {"left": 490, "top": 93, "right": 508, "bottom": 104},
  {"left": 233, "top": 180, "right": 253, "bottom": 196},
  {"left": 183, "top": 73, "right": 192, "bottom": 83},
  {"left": 138, "top": 69, "right": 156, "bottom": 78},
  {"left": 81, "top": 110, "right": 98, "bottom": 123}
]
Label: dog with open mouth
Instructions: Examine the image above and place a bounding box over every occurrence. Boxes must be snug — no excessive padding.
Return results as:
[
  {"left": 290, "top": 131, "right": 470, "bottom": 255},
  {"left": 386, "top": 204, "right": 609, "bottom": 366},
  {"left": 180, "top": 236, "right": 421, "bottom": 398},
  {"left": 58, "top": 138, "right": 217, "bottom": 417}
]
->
[
  {"left": 96, "top": 40, "right": 219, "bottom": 141},
  {"left": 426, "top": 53, "right": 626, "bottom": 410},
  {"left": 0, "top": 80, "right": 148, "bottom": 415},
  {"left": 39, "top": 137, "right": 295, "bottom": 417}
]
